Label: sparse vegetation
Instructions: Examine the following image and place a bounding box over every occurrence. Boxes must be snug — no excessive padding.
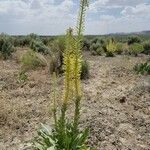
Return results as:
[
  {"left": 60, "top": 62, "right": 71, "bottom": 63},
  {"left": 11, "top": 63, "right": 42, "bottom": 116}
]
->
[
  {"left": 0, "top": 1, "right": 150, "bottom": 150},
  {"left": 105, "top": 38, "right": 116, "bottom": 57},
  {"left": 129, "top": 43, "right": 144, "bottom": 56},
  {"left": 20, "top": 50, "right": 47, "bottom": 71},
  {"left": 134, "top": 61, "right": 150, "bottom": 75},
  {"left": 0, "top": 34, "right": 14, "bottom": 59},
  {"left": 18, "top": 71, "right": 28, "bottom": 83},
  {"left": 128, "top": 36, "right": 141, "bottom": 45},
  {"left": 30, "top": 39, "right": 50, "bottom": 54},
  {"left": 116, "top": 43, "right": 123, "bottom": 54},
  {"left": 81, "top": 60, "right": 90, "bottom": 80},
  {"left": 142, "top": 40, "right": 150, "bottom": 55}
]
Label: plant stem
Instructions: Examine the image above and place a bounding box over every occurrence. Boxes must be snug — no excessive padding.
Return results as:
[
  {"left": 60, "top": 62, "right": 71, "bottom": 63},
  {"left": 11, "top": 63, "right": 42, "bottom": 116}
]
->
[{"left": 73, "top": 96, "right": 81, "bottom": 133}]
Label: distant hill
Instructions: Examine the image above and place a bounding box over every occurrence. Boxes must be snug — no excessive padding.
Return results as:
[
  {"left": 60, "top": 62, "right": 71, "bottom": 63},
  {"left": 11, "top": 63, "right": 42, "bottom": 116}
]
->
[
  {"left": 107, "top": 31, "right": 150, "bottom": 36},
  {"left": 133, "top": 31, "right": 150, "bottom": 35}
]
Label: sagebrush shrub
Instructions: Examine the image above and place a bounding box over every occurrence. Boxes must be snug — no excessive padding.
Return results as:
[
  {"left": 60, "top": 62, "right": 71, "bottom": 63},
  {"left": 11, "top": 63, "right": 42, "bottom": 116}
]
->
[
  {"left": 129, "top": 43, "right": 144, "bottom": 56},
  {"left": 21, "top": 50, "right": 47, "bottom": 71},
  {"left": 13, "top": 36, "right": 30, "bottom": 47},
  {"left": 0, "top": 34, "right": 14, "bottom": 59},
  {"left": 116, "top": 43, "right": 123, "bottom": 54},
  {"left": 83, "top": 38, "right": 90, "bottom": 51},
  {"left": 142, "top": 40, "right": 150, "bottom": 55},
  {"left": 81, "top": 60, "right": 90, "bottom": 80},
  {"left": 49, "top": 53, "right": 63, "bottom": 75},
  {"left": 90, "top": 42, "right": 103, "bottom": 55},
  {"left": 105, "top": 38, "right": 116, "bottom": 57},
  {"left": 18, "top": 71, "right": 28, "bottom": 83},
  {"left": 30, "top": 40, "right": 50, "bottom": 54},
  {"left": 134, "top": 61, "right": 150, "bottom": 75},
  {"left": 128, "top": 36, "right": 141, "bottom": 45}
]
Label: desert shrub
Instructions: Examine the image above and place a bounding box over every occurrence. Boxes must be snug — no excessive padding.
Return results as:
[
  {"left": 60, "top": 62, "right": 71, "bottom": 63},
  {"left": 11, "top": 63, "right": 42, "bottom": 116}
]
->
[
  {"left": 129, "top": 43, "right": 144, "bottom": 56},
  {"left": 0, "top": 34, "right": 14, "bottom": 59},
  {"left": 50, "top": 36, "right": 65, "bottom": 53},
  {"left": 96, "top": 47, "right": 104, "bottom": 55},
  {"left": 90, "top": 43, "right": 103, "bottom": 55},
  {"left": 81, "top": 60, "right": 89, "bottom": 80},
  {"left": 48, "top": 53, "right": 63, "bottom": 75},
  {"left": 28, "top": 33, "right": 39, "bottom": 40},
  {"left": 91, "top": 37, "right": 99, "bottom": 44},
  {"left": 18, "top": 71, "right": 28, "bottom": 83},
  {"left": 105, "top": 38, "right": 116, "bottom": 57},
  {"left": 90, "top": 43, "right": 99, "bottom": 51},
  {"left": 128, "top": 36, "right": 141, "bottom": 45},
  {"left": 20, "top": 50, "right": 47, "bottom": 71},
  {"left": 134, "top": 61, "right": 150, "bottom": 75},
  {"left": 13, "top": 36, "right": 31, "bottom": 47},
  {"left": 142, "top": 40, "right": 150, "bottom": 55},
  {"left": 30, "top": 40, "right": 50, "bottom": 54},
  {"left": 41, "top": 37, "right": 50, "bottom": 45},
  {"left": 83, "top": 38, "right": 90, "bottom": 51},
  {"left": 49, "top": 37, "right": 65, "bottom": 68},
  {"left": 116, "top": 43, "right": 123, "bottom": 54}
]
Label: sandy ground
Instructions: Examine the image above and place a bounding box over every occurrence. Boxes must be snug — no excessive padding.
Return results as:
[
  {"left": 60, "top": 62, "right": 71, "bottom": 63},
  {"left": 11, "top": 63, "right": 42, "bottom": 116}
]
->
[{"left": 0, "top": 51, "right": 150, "bottom": 150}]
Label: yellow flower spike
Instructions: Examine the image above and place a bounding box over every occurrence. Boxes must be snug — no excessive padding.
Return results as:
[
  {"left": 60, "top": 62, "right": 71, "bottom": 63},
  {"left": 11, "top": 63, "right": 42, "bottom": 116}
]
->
[{"left": 63, "top": 28, "right": 75, "bottom": 104}]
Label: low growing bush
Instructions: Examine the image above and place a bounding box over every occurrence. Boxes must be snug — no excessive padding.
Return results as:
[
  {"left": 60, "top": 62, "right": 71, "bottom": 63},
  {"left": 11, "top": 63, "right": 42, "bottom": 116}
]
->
[
  {"left": 129, "top": 43, "right": 144, "bottom": 56},
  {"left": 17, "top": 71, "right": 28, "bottom": 83},
  {"left": 134, "top": 61, "right": 150, "bottom": 75},
  {"left": 116, "top": 43, "right": 123, "bottom": 54},
  {"left": 90, "top": 43, "right": 103, "bottom": 55},
  {"left": 105, "top": 38, "right": 116, "bottom": 57},
  {"left": 0, "top": 34, "right": 14, "bottom": 59},
  {"left": 20, "top": 50, "right": 47, "bottom": 71},
  {"left": 83, "top": 38, "right": 90, "bottom": 51},
  {"left": 81, "top": 60, "right": 90, "bottom": 80},
  {"left": 30, "top": 40, "right": 50, "bottom": 54},
  {"left": 48, "top": 53, "right": 63, "bottom": 75},
  {"left": 128, "top": 36, "right": 141, "bottom": 45},
  {"left": 142, "top": 40, "right": 150, "bottom": 55}
]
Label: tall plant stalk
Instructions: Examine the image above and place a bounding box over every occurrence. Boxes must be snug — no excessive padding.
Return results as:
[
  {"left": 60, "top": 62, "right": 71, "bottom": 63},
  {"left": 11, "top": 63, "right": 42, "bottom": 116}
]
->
[{"left": 34, "top": 1, "right": 89, "bottom": 149}]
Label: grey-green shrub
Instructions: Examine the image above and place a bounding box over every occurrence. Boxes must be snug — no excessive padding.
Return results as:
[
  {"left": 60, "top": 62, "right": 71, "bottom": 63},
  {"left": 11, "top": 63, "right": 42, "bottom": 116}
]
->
[
  {"left": 128, "top": 36, "right": 141, "bottom": 45},
  {"left": 90, "top": 42, "right": 103, "bottom": 55},
  {"left": 134, "top": 61, "right": 150, "bottom": 75},
  {"left": 116, "top": 43, "right": 123, "bottom": 54},
  {"left": 142, "top": 40, "right": 150, "bottom": 55},
  {"left": 81, "top": 60, "right": 90, "bottom": 80},
  {"left": 48, "top": 53, "right": 63, "bottom": 75},
  {"left": 30, "top": 40, "right": 50, "bottom": 54},
  {"left": 18, "top": 71, "right": 28, "bottom": 83},
  {"left": 129, "top": 43, "right": 144, "bottom": 56},
  {"left": 0, "top": 34, "right": 14, "bottom": 59},
  {"left": 21, "top": 50, "right": 47, "bottom": 71},
  {"left": 105, "top": 38, "right": 116, "bottom": 57}
]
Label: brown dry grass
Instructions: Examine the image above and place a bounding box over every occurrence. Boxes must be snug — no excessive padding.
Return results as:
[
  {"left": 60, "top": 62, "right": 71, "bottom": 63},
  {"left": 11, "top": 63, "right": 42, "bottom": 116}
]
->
[{"left": 0, "top": 50, "right": 149, "bottom": 150}]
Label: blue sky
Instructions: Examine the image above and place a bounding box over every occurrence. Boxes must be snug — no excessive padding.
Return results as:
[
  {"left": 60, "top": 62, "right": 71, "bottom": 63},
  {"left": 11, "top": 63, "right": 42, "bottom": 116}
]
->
[{"left": 0, "top": 0, "right": 150, "bottom": 35}]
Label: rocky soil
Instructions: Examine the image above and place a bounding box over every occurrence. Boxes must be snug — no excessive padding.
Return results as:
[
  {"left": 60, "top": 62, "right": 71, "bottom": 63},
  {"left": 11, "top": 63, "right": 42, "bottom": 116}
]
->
[{"left": 0, "top": 51, "right": 149, "bottom": 150}]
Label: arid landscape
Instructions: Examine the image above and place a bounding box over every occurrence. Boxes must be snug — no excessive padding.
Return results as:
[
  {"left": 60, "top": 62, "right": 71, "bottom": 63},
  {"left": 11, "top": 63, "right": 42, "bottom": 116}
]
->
[
  {"left": 0, "top": 0, "right": 150, "bottom": 149},
  {"left": 0, "top": 49, "right": 149, "bottom": 150}
]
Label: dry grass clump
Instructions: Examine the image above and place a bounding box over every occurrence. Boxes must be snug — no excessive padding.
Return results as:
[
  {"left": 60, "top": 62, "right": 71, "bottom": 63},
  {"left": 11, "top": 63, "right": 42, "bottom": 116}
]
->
[{"left": 20, "top": 50, "right": 47, "bottom": 71}]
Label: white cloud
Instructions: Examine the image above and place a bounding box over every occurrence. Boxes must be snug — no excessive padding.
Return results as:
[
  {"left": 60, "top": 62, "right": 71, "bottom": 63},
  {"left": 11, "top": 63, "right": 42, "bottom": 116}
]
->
[
  {"left": 0, "top": 0, "right": 76, "bottom": 35},
  {"left": 0, "top": 0, "right": 150, "bottom": 35},
  {"left": 88, "top": 0, "right": 148, "bottom": 13},
  {"left": 121, "top": 3, "right": 150, "bottom": 18}
]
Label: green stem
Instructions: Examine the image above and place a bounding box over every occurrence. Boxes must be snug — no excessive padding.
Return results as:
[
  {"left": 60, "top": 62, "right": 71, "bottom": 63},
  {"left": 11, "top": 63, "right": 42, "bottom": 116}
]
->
[
  {"left": 52, "top": 72, "right": 57, "bottom": 125},
  {"left": 73, "top": 96, "right": 81, "bottom": 133},
  {"left": 77, "top": 0, "right": 85, "bottom": 38}
]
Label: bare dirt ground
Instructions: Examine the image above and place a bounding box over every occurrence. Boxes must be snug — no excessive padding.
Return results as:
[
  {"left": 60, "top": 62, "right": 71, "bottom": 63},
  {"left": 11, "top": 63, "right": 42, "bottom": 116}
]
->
[{"left": 0, "top": 51, "right": 150, "bottom": 150}]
